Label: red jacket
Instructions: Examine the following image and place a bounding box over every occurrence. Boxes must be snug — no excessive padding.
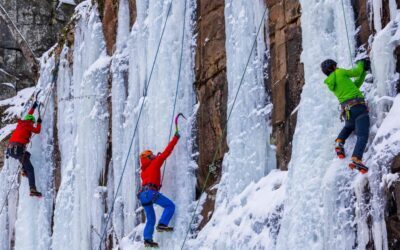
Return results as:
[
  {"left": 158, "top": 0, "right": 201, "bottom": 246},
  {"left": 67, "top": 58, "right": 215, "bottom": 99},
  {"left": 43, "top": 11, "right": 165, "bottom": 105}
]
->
[
  {"left": 9, "top": 108, "right": 41, "bottom": 145},
  {"left": 140, "top": 135, "right": 179, "bottom": 189}
]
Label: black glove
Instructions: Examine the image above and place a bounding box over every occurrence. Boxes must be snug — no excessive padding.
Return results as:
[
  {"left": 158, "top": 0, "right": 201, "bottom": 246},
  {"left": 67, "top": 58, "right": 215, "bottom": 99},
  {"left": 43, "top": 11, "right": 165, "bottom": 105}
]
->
[
  {"left": 32, "top": 101, "right": 38, "bottom": 109},
  {"left": 175, "top": 131, "right": 180, "bottom": 138},
  {"left": 363, "top": 58, "right": 371, "bottom": 72},
  {"left": 37, "top": 117, "right": 42, "bottom": 123}
]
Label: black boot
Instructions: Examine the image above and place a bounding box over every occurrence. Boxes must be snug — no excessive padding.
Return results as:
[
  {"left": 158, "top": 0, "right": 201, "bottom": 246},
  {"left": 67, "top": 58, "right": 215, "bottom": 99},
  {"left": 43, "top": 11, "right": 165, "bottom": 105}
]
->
[
  {"left": 144, "top": 239, "right": 159, "bottom": 248},
  {"left": 30, "top": 187, "right": 42, "bottom": 197},
  {"left": 156, "top": 224, "right": 174, "bottom": 232}
]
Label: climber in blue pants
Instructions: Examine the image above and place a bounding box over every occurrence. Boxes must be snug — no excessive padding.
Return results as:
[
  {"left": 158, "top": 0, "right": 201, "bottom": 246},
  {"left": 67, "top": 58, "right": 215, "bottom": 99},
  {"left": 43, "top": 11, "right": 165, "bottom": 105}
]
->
[
  {"left": 138, "top": 133, "right": 180, "bottom": 248},
  {"left": 139, "top": 189, "right": 175, "bottom": 242}
]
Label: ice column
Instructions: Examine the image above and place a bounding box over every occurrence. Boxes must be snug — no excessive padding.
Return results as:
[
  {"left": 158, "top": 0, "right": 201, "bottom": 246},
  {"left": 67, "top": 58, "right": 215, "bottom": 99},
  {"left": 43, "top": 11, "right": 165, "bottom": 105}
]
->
[{"left": 277, "top": 0, "right": 359, "bottom": 249}]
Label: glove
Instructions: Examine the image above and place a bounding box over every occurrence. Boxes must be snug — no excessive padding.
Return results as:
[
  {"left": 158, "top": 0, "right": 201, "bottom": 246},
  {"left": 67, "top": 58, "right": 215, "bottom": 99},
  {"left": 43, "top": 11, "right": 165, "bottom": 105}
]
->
[
  {"left": 32, "top": 101, "right": 38, "bottom": 109},
  {"left": 37, "top": 117, "right": 42, "bottom": 123},
  {"left": 363, "top": 58, "right": 371, "bottom": 72},
  {"left": 175, "top": 131, "right": 180, "bottom": 139}
]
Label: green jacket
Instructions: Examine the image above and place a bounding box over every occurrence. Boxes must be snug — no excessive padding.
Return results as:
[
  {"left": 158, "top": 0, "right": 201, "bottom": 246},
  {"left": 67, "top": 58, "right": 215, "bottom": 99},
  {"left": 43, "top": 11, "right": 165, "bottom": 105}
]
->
[{"left": 324, "top": 61, "right": 366, "bottom": 104}]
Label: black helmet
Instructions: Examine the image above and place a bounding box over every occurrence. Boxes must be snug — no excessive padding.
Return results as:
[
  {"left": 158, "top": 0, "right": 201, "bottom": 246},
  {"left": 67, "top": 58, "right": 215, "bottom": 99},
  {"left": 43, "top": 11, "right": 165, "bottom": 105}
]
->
[{"left": 321, "top": 59, "right": 337, "bottom": 76}]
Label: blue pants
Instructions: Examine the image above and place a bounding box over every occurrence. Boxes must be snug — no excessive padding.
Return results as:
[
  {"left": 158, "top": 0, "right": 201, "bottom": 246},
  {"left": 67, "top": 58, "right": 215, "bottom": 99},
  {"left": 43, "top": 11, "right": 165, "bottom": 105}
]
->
[
  {"left": 337, "top": 104, "right": 370, "bottom": 160},
  {"left": 139, "top": 190, "right": 175, "bottom": 241}
]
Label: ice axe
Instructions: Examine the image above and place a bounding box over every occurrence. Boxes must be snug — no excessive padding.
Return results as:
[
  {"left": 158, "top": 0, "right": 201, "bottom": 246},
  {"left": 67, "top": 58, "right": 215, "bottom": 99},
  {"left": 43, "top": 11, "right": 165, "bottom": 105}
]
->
[
  {"left": 34, "top": 89, "right": 43, "bottom": 119},
  {"left": 175, "top": 113, "right": 186, "bottom": 133}
]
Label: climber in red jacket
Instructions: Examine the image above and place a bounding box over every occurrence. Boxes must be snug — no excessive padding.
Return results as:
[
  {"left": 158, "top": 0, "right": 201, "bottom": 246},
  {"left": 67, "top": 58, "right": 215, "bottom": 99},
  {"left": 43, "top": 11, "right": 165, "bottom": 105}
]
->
[
  {"left": 138, "top": 132, "right": 180, "bottom": 248},
  {"left": 7, "top": 102, "right": 42, "bottom": 197}
]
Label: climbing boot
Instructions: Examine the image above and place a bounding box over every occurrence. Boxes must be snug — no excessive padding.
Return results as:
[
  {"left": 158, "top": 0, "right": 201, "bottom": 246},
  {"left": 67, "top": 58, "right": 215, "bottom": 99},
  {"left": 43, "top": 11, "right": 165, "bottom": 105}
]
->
[
  {"left": 144, "top": 240, "right": 159, "bottom": 248},
  {"left": 21, "top": 170, "right": 27, "bottom": 177},
  {"left": 29, "top": 188, "right": 43, "bottom": 197},
  {"left": 156, "top": 224, "right": 174, "bottom": 232},
  {"left": 349, "top": 157, "right": 368, "bottom": 174},
  {"left": 335, "top": 140, "right": 345, "bottom": 159}
]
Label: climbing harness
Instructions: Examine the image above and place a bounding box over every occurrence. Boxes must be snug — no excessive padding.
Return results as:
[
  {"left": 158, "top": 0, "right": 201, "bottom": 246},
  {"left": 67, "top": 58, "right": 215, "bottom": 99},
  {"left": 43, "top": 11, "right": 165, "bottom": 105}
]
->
[
  {"left": 137, "top": 184, "right": 160, "bottom": 207},
  {"left": 98, "top": 2, "right": 173, "bottom": 249},
  {"left": 160, "top": 0, "right": 188, "bottom": 187},
  {"left": 180, "top": 6, "right": 268, "bottom": 249},
  {"left": 340, "top": 98, "right": 367, "bottom": 121}
]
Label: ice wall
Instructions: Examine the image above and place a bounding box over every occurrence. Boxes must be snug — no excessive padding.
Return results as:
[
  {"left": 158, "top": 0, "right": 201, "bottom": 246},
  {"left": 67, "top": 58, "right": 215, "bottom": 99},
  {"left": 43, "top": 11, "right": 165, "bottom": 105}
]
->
[
  {"left": 13, "top": 51, "right": 56, "bottom": 250},
  {"left": 276, "top": 0, "right": 360, "bottom": 249},
  {"left": 113, "top": 0, "right": 197, "bottom": 248},
  {"left": 0, "top": 152, "right": 20, "bottom": 250},
  {"left": 109, "top": 0, "right": 132, "bottom": 242},
  {"left": 363, "top": 11, "right": 400, "bottom": 249},
  {"left": 215, "top": 0, "right": 274, "bottom": 206},
  {"left": 52, "top": 2, "right": 110, "bottom": 249}
]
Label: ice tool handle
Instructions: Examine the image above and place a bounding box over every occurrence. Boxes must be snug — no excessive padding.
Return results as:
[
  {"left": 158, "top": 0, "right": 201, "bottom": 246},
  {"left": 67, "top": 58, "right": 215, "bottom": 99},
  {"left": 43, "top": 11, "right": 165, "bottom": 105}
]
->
[
  {"left": 34, "top": 90, "right": 42, "bottom": 119},
  {"left": 175, "top": 113, "right": 186, "bottom": 133}
]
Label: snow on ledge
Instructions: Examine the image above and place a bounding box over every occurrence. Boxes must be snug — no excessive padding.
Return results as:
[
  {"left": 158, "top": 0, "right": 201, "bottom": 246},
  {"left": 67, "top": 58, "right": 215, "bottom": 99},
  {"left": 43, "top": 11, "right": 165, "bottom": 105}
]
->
[
  {"left": 189, "top": 170, "right": 287, "bottom": 249},
  {"left": 58, "top": 0, "right": 76, "bottom": 6}
]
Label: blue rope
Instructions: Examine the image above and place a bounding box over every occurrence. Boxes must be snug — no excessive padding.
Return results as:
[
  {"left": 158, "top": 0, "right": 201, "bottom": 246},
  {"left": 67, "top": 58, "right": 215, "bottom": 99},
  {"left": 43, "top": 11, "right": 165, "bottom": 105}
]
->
[
  {"left": 180, "top": 6, "right": 268, "bottom": 249},
  {"left": 161, "top": 0, "right": 188, "bottom": 185},
  {"left": 98, "top": 2, "right": 173, "bottom": 249},
  {"left": 340, "top": 0, "right": 354, "bottom": 67}
]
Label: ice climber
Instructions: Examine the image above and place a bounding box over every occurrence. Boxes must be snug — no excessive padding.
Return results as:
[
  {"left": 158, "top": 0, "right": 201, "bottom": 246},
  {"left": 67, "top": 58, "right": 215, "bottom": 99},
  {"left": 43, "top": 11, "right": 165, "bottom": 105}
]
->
[
  {"left": 7, "top": 102, "right": 42, "bottom": 197},
  {"left": 138, "top": 131, "right": 180, "bottom": 248},
  {"left": 321, "top": 59, "right": 371, "bottom": 173}
]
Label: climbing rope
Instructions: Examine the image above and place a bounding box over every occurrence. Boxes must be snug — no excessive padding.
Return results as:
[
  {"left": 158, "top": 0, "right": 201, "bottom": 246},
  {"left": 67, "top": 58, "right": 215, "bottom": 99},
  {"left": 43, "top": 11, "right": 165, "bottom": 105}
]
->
[
  {"left": 39, "top": 58, "right": 60, "bottom": 118},
  {"left": 160, "top": 0, "right": 188, "bottom": 186},
  {"left": 0, "top": 3, "right": 37, "bottom": 58},
  {"left": 180, "top": 6, "right": 268, "bottom": 249},
  {"left": 0, "top": 165, "right": 22, "bottom": 215},
  {"left": 340, "top": 0, "right": 354, "bottom": 67},
  {"left": 98, "top": 2, "right": 173, "bottom": 249}
]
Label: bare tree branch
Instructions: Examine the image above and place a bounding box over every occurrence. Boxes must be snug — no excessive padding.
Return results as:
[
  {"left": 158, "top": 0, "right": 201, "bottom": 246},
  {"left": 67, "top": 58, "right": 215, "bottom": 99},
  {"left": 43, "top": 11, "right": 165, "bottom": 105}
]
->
[{"left": 0, "top": 3, "right": 39, "bottom": 81}]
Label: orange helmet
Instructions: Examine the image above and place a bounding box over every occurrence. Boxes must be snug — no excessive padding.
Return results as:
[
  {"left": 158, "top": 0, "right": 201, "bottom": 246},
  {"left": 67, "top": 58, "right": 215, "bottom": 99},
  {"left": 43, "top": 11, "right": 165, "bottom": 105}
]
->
[{"left": 140, "top": 150, "right": 153, "bottom": 159}]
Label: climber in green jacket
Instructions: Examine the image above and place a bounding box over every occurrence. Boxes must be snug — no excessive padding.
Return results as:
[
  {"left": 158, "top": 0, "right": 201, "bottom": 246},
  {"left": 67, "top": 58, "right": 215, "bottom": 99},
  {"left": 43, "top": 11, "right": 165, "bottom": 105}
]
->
[{"left": 321, "top": 59, "right": 371, "bottom": 173}]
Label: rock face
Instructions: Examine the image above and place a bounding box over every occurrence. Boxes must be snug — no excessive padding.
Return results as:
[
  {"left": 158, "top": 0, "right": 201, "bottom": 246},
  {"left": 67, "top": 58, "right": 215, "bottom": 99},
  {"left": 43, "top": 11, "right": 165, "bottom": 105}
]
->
[
  {"left": 101, "top": 0, "right": 118, "bottom": 55},
  {"left": 194, "top": 0, "right": 228, "bottom": 228},
  {"left": 352, "top": 0, "right": 372, "bottom": 47},
  {"left": 352, "top": 1, "right": 400, "bottom": 249},
  {"left": 0, "top": 0, "right": 75, "bottom": 90},
  {"left": 266, "top": 0, "right": 304, "bottom": 170},
  {"left": 387, "top": 155, "right": 400, "bottom": 249},
  {"left": 0, "top": 0, "right": 75, "bottom": 169}
]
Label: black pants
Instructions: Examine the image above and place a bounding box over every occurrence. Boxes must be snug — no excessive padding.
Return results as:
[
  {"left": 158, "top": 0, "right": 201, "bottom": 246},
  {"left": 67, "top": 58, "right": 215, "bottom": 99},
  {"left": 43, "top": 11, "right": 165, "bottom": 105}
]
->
[
  {"left": 7, "top": 146, "right": 36, "bottom": 189},
  {"left": 337, "top": 104, "right": 370, "bottom": 160}
]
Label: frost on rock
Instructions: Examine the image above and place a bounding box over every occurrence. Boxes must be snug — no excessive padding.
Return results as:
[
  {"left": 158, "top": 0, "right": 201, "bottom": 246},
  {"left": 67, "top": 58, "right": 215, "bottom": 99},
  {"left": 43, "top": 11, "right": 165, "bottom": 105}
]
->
[
  {"left": 51, "top": 2, "right": 110, "bottom": 250},
  {"left": 216, "top": 0, "right": 274, "bottom": 207},
  {"left": 363, "top": 11, "right": 400, "bottom": 250},
  {"left": 0, "top": 87, "right": 35, "bottom": 120}
]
